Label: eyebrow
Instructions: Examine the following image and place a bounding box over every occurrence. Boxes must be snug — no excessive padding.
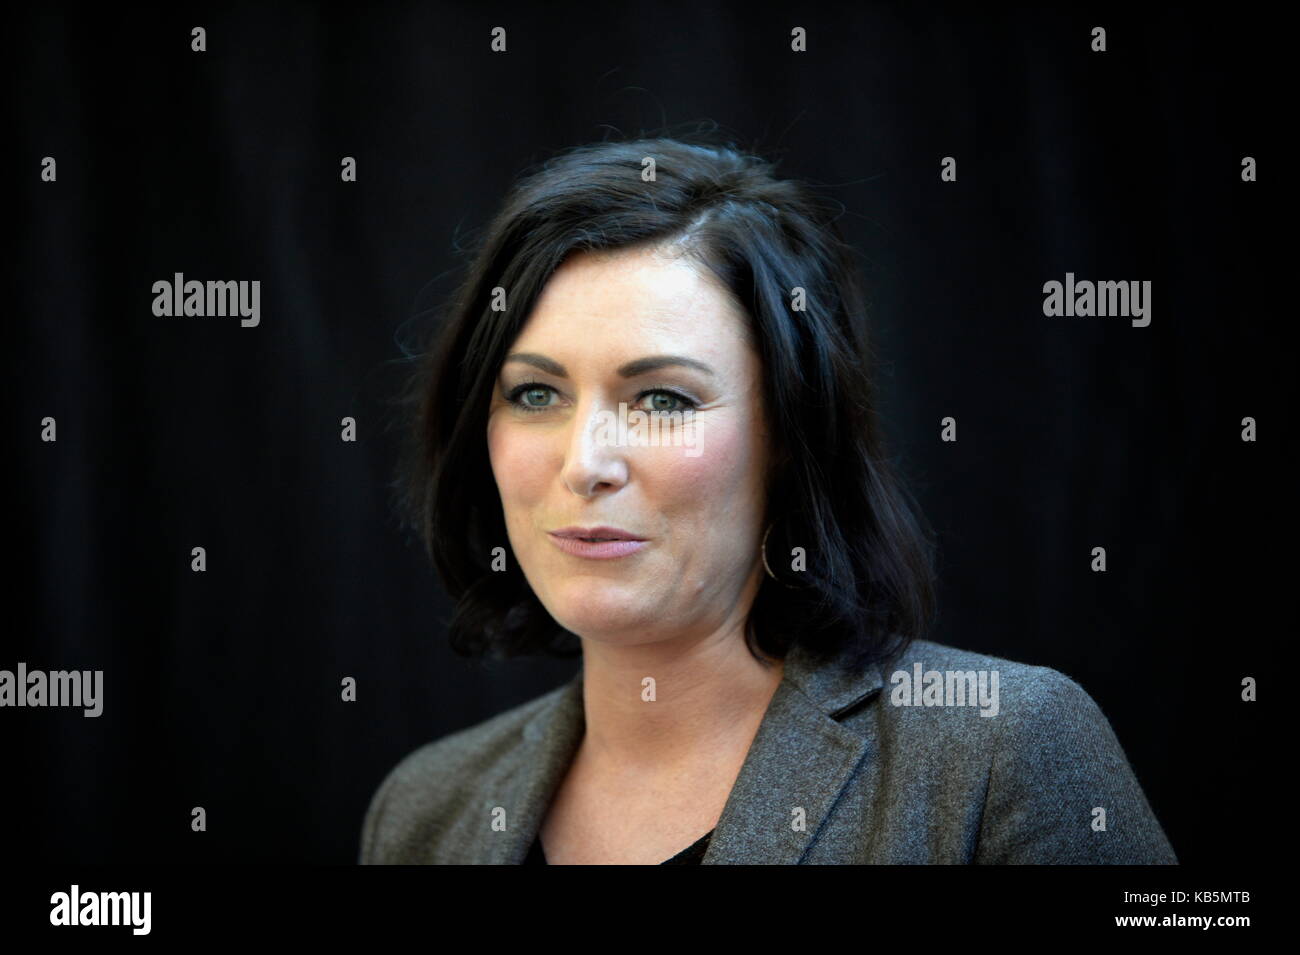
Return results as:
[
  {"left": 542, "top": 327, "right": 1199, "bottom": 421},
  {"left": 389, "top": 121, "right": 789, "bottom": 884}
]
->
[{"left": 502, "top": 353, "right": 716, "bottom": 378}]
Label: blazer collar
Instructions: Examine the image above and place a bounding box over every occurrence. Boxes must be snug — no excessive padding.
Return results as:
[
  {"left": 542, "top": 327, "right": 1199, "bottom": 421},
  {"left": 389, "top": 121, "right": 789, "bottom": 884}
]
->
[{"left": 480, "top": 640, "right": 886, "bottom": 864}]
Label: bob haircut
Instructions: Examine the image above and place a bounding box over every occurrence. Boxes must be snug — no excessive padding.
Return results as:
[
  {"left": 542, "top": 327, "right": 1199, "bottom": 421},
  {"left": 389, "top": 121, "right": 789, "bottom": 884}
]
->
[{"left": 396, "top": 134, "right": 937, "bottom": 671}]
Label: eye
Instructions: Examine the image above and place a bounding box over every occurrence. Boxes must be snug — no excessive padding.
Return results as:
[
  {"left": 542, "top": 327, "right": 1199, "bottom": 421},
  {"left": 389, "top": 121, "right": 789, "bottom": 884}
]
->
[
  {"left": 506, "top": 382, "right": 558, "bottom": 412},
  {"left": 636, "top": 389, "right": 697, "bottom": 414}
]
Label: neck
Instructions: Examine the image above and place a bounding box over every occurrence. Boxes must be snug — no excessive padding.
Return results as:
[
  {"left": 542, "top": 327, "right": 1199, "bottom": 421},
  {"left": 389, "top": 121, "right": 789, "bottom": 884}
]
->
[{"left": 576, "top": 619, "right": 786, "bottom": 776}]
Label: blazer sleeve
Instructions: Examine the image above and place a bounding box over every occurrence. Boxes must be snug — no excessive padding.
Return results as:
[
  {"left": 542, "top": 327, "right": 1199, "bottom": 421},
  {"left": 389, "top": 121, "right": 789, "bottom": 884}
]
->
[
  {"left": 359, "top": 765, "right": 399, "bottom": 865},
  {"left": 974, "top": 667, "right": 1177, "bottom": 864}
]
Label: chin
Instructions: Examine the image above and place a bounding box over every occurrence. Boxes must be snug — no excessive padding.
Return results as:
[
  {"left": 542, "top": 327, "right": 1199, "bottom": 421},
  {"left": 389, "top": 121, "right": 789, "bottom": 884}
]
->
[{"left": 542, "top": 577, "right": 660, "bottom": 642}]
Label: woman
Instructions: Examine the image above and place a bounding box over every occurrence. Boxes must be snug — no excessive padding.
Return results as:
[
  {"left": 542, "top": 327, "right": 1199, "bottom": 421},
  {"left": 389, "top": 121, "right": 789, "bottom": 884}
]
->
[{"left": 361, "top": 136, "right": 1177, "bottom": 865}]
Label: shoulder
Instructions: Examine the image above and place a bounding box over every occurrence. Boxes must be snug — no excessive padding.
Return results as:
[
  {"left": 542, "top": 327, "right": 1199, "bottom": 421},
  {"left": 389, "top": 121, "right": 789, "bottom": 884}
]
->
[
  {"left": 881, "top": 637, "right": 1102, "bottom": 724},
  {"left": 876, "top": 638, "right": 1131, "bottom": 774},
  {"left": 359, "top": 681, "right": 568, "bottom": 864},
  {"left": 378, "top": 682, "right": 563, "bottom": 788},
  {"left": 875, "top": 639, "right": 1176, "bottom": 863},
  {"left": 867, "top": 638, "right": 1095, "bottom": 774}
]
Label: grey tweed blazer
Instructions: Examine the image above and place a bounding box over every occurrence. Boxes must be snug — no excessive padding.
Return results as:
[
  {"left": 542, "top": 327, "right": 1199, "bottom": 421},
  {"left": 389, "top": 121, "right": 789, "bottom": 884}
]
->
[{"left": 360, "top": 638, "right": 1177, "bottom": 864}]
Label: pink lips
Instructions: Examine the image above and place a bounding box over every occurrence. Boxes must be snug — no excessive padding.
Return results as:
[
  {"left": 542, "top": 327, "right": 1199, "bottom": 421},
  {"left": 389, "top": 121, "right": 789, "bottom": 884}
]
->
[{"left": 548, "top": 526, "right": 648, "bottom": 560}]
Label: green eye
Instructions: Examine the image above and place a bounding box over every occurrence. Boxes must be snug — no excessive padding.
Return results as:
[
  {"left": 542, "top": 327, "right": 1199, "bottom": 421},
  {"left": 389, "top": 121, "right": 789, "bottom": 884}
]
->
[
  {"left": 639, "top": 389, "right": 696, "bottom": 414},
  {"left": 506, "top": 382, "right": 558, "bottom": 412},
  {"left": 649, "top": 392, "right": 681, "bottom": 412}
]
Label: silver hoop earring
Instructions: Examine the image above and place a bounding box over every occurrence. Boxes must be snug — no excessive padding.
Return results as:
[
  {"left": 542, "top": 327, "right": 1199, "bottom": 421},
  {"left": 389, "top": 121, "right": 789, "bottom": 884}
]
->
[
  {"left": 761, "top": 523, "right": 778, "bottom": 580},
  {"left": 762, "top": 521, "right": 806, "bottom": 589}
]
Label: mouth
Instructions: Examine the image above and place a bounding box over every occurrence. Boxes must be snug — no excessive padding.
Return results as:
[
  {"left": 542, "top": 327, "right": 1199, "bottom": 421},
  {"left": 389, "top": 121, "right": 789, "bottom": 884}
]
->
[
  {"left": 548, "top": 526, "right": 648, "bottom": 560},
  {"left": 549, "top": 526, "right": 645, "bottom": 542}
]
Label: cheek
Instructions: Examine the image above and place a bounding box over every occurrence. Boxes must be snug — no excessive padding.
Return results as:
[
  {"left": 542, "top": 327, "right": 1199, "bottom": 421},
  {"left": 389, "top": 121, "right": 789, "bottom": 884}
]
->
[
  {"left": 650, "top": 416, "right": 763, "bottom": 521},
  {"left": 487, "top": 419, "right": 551, "bottom": 522}
]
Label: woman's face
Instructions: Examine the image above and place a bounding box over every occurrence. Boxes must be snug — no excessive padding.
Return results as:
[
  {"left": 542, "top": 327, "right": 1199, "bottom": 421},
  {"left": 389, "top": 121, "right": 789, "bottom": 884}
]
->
[{"left": 487, "top": 242, "right": 772, "bottom": 650}]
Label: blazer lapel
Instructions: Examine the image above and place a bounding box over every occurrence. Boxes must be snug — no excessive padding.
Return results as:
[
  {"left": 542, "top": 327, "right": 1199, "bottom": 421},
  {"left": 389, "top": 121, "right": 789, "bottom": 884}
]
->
[
  {"left": 701, "top": 643, "right": 884, "bottom": 864},
  {"left": 476, "top": 671, "right": 586, "bottom": 864}
]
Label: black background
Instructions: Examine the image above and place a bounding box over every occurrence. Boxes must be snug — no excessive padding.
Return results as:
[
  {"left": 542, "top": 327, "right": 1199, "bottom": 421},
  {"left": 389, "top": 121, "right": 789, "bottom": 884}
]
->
[{"left": 12, "top": 3, "right": 1282, "bottom": 865}]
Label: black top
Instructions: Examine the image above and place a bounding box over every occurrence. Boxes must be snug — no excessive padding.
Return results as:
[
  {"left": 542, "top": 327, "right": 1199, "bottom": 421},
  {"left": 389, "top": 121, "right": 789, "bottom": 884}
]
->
[{"left": 524, "top": 829, "right": 714, "bottom": 865}]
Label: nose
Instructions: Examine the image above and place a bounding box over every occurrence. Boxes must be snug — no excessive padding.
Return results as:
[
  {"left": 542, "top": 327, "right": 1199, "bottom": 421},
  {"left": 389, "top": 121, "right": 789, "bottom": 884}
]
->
[{"left": 560, "top": 397, "right": 629, "bottom": 498}]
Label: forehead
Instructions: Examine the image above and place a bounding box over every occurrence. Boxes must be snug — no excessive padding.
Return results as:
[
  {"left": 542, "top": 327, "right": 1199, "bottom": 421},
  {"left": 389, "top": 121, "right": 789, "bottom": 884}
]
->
[{"left": 513, "top": 244, "right": 752, "bottom": 352}]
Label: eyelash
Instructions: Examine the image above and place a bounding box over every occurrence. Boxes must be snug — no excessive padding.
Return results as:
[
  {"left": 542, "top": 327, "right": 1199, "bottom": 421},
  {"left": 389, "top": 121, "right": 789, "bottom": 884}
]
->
[{"left": 504, "top": 381, "right": 698, "bottom": 415}]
